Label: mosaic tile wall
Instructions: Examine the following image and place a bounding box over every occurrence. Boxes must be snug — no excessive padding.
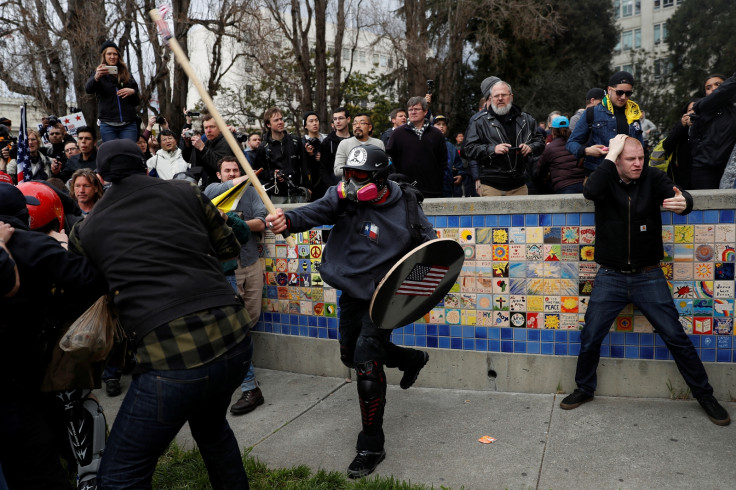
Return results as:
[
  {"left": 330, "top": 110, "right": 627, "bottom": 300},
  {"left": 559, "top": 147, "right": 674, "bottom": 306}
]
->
[{"left": 254, "top": 209, "right": 736, "bottom": 363}]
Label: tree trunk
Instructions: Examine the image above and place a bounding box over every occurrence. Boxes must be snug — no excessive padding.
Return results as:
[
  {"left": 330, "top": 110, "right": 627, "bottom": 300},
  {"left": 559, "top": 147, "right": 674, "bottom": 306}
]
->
[
  {"left": 329, "top": 0, "right": 346, "bottom": 113},
  {"left": 314, "top": 0, "right": 328, "bottom": 133}
]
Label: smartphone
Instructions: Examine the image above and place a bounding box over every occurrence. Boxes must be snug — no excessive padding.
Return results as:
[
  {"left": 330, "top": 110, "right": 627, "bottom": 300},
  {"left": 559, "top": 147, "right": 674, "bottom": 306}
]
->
[
  {"left": 106, "top": 65, "right": 118, "bottom": 75},
  {"left": 427, "top": 79, "right": 434, "bottom": 95},
  {"left": 508, "top": 146, "right": 521, "bottom": 152}
]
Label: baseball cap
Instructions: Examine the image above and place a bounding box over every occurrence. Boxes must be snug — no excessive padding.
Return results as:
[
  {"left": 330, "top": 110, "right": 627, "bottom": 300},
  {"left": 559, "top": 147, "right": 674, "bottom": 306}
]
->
[
  {"left": 550, "top": 116, "right": 570, "bottom": 128},
  {"left": 585, "top": 88, "right": 605, "bottom": 100},
  {"left": 609, "top": 71, "right": 635, "bottom": 87},
  {"left": 0, "top": 182, "right": 40, "bottom": 217}
]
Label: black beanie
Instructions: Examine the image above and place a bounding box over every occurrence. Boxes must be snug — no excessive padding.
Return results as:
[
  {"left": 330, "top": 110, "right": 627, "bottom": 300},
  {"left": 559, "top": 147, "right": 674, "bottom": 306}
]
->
[
  {"left": 97, "top": 139, "right": 146, "bottom": 183},
  {"left": 100, "top": 40, "right": 120, "bottom": 53}
]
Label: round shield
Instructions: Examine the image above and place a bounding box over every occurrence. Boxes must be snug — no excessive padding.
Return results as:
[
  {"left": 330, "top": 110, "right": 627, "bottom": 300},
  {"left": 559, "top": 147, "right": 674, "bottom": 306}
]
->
[{"left": 369, "top": 238, "right": 464, "bottom": 330}]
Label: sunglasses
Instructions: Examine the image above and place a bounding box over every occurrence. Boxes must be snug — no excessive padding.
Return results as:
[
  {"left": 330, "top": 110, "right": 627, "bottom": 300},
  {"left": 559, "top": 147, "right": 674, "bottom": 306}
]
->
[{"left": 614, "top": 90, "right": 633, "bottom": 97}]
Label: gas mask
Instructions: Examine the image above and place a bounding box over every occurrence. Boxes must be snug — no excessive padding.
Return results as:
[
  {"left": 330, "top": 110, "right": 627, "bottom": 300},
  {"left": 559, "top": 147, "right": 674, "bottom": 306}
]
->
[{"left": 336, "top": 174, "right": 378, "bottom": 202}]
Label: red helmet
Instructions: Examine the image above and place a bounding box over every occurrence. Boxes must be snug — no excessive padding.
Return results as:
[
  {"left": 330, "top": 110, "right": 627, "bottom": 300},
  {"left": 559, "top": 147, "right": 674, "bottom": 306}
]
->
[{"left": 17, "top": 181, "right": 65, "bottom": 232}]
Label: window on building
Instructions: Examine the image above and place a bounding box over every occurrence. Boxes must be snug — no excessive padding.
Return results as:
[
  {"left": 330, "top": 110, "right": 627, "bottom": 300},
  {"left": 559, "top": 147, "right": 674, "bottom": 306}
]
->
[
  {"left": 327, "top": 43, "right": 334, "bottom": 53},
  {"left": 388, "top": 56, "right": 393, "bottom": 68},
  {"left": 613, "top": 0, "right": 621, "bottom": 18},
  {"left": 662, "top": 23, "right": 668, "bottom": 42},
  {"left": 654, "top": 24, "right": 661, "bottom": 44},
  {"left": 358, "top": 50, "right": 366, "bottom": 63},
  {"left": 342, "top": 49, "right": 350, "bottom": 61},
  {"left": 248, "top": 117, "right": 255, "bottom": 126},
  {"left": 622, "top": 30, "right": 633, "bottom": 50},
  {"left": 622, "top": 64, "right": 633, "bottom": 74},
  {"left": 614, "top": 38, "right": 621, "bottom": 52},
  {"left": 373, "top": 53, "right": 379, "bottom": 66},
  {"left": 663, "top": 0, "right": 673, "bottom": 7},
  {"left": 654, "top": 0, "right": 660, "bottom": 9},
  {"left": 654, "top": 59, "right": 672, "bottom": 79},
  {"left": 634, "top": 28, "right": 641, "bottom": 49},
  {"left": 245, "top": 85, "right": 253, "bottom": 97},
  {"left": 622, "top": 0, "right": 633, "bottom": 17},
  {"left": 635, "top": 0, "right": 641, "bottom": 14},
  {"left": 380, "top": 54, "right": 387, "bottom": 68}
]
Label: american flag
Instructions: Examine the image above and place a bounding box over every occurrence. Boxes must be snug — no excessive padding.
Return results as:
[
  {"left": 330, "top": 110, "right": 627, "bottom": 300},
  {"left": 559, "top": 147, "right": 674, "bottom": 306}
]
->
[
  {"left": 395, "top": 264, "right": 449, "bottom": 296},
  {"left": 16, "top": 104, "right": 30, "bottom": 182}
]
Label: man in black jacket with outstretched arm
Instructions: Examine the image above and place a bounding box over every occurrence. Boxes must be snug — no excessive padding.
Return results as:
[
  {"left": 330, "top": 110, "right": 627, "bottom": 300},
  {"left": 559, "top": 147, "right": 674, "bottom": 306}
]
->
[{"left": 560, "top": 134, "right": 730, "bottom": 426}]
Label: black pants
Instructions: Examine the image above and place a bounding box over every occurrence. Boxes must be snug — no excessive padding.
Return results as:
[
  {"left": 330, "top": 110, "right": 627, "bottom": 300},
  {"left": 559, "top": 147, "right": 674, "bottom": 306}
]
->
[
  {"left": 338, "top": 294, "right": 423, "bottom": 451},
  {"left": 0, "top": 387, "right": 69, "bottom": 489}
]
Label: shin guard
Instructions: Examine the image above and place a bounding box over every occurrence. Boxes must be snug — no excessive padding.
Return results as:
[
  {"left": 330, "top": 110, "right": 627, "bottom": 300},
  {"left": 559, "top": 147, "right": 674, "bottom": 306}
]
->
[
  {"left": 356, "top": 360, "right": 386, "bottom": 451},
  {"left": 56, "top": 389, "right": 106, "bottom": 487}
]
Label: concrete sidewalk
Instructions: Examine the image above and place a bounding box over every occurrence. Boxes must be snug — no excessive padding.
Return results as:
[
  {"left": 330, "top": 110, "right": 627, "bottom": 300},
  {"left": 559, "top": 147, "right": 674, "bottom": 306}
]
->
[{"left": 101, "top": 368, "right": 735, "bottom": 489}]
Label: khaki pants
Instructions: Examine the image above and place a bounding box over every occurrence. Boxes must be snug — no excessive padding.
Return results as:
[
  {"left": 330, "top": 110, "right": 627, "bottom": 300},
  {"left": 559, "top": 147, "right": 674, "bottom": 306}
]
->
[
  {"left": 234, "top": 259, "right": 264, "bottom": 328},
  {"left": 478, "top": 183, "right": 528, "bottom": 196}
]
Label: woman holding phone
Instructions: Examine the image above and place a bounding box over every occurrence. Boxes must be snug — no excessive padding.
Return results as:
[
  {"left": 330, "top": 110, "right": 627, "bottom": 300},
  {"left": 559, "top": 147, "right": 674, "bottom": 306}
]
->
[{"left": 85, "top": 40, "right": 140, "bottom": 142}]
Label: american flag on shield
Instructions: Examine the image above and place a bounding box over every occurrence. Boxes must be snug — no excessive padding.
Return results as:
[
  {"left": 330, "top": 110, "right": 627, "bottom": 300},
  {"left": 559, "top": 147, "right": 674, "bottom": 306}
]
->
[
  {"left": 16, "top": 104, "right": 30, "bottom": 183},
  {"left": 395, "top": 263, "right": 449, "bottom": 296}
]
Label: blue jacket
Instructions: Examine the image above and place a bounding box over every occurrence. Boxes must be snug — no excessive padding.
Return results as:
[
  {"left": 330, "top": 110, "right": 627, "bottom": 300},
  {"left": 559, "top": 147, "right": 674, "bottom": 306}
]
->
[
  {"left": 566, "top": 101, "right": 644, "bottom": 172},
  {"left": 284, "top": 181, "right": 437, "bottom": 301}
]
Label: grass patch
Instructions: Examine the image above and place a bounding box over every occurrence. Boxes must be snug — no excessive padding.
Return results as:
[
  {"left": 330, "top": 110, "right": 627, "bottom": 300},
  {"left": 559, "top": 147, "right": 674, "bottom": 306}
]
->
[{"left": 152, "top": 443, "right": 447, "bottom": 489}]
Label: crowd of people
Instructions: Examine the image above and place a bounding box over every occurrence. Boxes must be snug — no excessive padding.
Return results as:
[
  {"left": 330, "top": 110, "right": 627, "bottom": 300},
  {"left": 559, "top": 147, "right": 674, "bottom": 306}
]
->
[{"left": 1, "top": 35, "right": 735, "bottom": 488}]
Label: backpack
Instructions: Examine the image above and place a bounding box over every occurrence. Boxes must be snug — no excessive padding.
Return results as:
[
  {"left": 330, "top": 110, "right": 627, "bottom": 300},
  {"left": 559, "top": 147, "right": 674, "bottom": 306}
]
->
[
  {"left": 337, "top": 173, "right": 427, "bottom": 248},
  {"left": 648, "top": 138, "right": 673, "bottom": 173}
]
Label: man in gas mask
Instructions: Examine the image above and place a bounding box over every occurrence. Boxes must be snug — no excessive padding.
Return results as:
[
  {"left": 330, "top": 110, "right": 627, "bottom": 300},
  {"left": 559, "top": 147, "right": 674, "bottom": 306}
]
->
[{"left": 264, "top": 144, "right": 437, "bottom": 478}]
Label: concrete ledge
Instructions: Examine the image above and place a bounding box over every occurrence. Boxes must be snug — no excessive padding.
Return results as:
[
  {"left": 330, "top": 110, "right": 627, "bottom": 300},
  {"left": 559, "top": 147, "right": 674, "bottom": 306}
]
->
[
  {"left": 252, "top": 332, "right": 736, "bottom": 400},
  {"left": 280, "top": 189, "right": 735, "bottom": 215}
]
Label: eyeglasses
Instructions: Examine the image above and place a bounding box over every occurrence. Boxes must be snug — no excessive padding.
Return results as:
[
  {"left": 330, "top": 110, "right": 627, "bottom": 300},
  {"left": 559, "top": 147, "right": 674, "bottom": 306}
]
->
[{"left": 614, "top": 90, "right": 633, "bottom": 97}]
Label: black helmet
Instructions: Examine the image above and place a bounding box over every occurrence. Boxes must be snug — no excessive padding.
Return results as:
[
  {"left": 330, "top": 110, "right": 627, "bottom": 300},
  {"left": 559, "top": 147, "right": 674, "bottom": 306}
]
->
[
  {"left": 342, "top": 144, "right": 391, "bottom": 187},
  {"left": 343, "top": 144, "right": 388, "bottom": 171}
]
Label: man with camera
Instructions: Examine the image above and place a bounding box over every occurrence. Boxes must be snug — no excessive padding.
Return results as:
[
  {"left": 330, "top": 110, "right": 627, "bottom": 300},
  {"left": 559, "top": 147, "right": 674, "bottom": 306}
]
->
[
  {"left": 302, "top": 111, "right": 328, "bottom": 200},
  {"left": 254, "top": 107, "right": 310, "bottom": 204},
  {"left": 182, "top": 114, "right": 235, "bottom": 187},
  {"left": 463, "top": 79, "right": 545, "bottom": 196}
]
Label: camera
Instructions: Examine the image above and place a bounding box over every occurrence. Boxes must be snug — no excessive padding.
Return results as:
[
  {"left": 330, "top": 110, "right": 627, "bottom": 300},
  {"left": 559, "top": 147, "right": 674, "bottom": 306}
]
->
[
  {"left": 234, "top": 132, "right": 248, "bottom": 143},
  {"left": 305, "top": 137, "right": 320, "bottom": 148},
  {"left": 687, "top": 113, "right": 699, "bottom": 121},
  {"left": 47, "top": 115, "right": 59, "bottom": 127},
  {"left": 427, "top": 79, "right": 435, "bottom": 95},
  {"left": 156, "top": 116, "right": 166, "bottom": 125},
  {"left": 183, "top": 129, "right": 195, "bottom": 138},
  {"left": 185, "top": 111, "right": 200, "bottom": 117}
]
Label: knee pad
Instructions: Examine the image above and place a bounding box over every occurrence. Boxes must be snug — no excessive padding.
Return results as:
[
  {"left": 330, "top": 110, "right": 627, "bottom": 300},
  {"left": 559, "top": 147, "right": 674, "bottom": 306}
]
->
[
  {"left": 58, "top": 391, "right": 107, "bottom": 484},
  {"left": 356, "top": 361, "right": 386, "bottom": 437},
  {"left": 356, "top": 361, "right": 386, "bottom": 401}
]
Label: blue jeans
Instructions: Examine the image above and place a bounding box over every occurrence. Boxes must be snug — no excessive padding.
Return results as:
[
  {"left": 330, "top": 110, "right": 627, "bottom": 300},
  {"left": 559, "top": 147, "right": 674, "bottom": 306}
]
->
[
  {"left": 575, "top": 267, "right": 713, "bottom": 398},
  {"left": 99, "top": 122, "right": 138, "bottom": 143},
  {"left": 557, "top": 182, "right": 584, "bottom": 194},
  {"left": 98, "top": 338, "right": 252, "bottom": 489}
]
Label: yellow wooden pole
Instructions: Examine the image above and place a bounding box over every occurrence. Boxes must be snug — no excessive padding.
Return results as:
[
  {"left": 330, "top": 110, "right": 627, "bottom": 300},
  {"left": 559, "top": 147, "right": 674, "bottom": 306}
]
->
[{"left": 149, "top": 8, "right": 295, "bottom": 248}]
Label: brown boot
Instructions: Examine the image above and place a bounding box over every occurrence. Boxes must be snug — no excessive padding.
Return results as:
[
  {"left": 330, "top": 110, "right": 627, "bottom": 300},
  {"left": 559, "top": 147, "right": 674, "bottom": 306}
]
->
[{"left": 230, "top": 387, "right": 264, "bottom": 415}]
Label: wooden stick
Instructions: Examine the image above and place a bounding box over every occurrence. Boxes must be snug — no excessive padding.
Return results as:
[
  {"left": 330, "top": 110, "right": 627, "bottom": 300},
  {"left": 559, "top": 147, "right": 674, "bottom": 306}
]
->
[{"left": 149, "top": 8, "right": 295, "bottom": 248}]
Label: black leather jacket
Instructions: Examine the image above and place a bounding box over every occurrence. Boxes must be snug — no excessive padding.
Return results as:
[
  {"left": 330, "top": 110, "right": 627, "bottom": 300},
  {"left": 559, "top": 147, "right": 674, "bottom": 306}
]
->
[{"left": 463, "top": 105, "right": 545, "bottom": 190}]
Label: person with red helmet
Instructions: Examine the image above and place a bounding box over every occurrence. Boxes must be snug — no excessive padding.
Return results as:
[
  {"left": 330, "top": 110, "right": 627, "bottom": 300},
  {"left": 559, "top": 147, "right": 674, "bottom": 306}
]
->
[{"left": 17, "top": 181, "right": 65, "bottom": 234}]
